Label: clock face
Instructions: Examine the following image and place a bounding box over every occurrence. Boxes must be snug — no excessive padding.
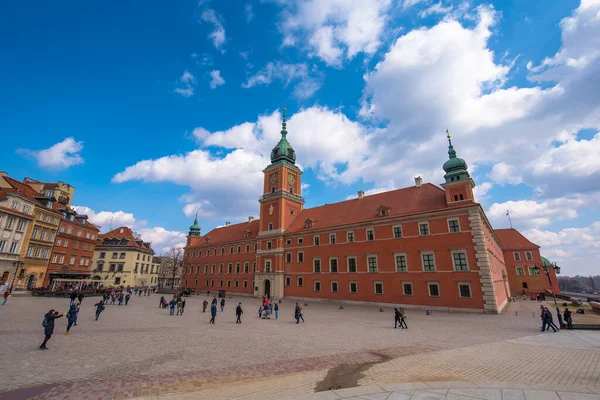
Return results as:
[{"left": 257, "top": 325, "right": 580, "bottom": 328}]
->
[
  {"left": 270, "top": 173, "right": 278, "bottom": 184},
  {"left": 288, "top": 174, "right": 296, "bottom": 185}
]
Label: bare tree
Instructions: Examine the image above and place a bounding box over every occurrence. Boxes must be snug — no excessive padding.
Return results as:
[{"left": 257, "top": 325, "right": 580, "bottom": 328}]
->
[{"left": 162, "top": 247, "right": 184, "bottom": 290}]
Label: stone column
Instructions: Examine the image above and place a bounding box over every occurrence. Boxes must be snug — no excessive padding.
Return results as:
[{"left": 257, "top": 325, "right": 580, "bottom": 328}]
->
[{"left": 468, "top": 208, "right": 499, "bottom": 314}]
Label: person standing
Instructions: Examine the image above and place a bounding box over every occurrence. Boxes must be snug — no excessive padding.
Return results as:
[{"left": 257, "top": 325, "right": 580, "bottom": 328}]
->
[
  {"left": 2, "top": 289, "right": 10, "bottom": 306},
  {"left": 40, "top": 309, "right": 64, "bottom": 349},
  {"left": 169, "top": 299, "right": 176, "bottom": 315},
  {"left": 118, "top": 292, "right": 124, "bottom": 306},
  {"left": 180, "top": 298, "right": 186, "bottom": 315},
  {"left": 125, "top": 293, "right": 131, "bottom": 305},
  {"left": 202, "top": 299, "right": 208, "bottom": 313},
  {"left": 564, "top": 308, "right": 573, "bottom": 330},
  {"left": 70, "top": 291, "right": 77, "bottom": 306},
  {"left": 294, "top": 303, "right": 300, "bottom": 324},
  {"left": 65, "top": 303, "right": 79, "bottom": 335},
  {"left": 210, "top": 302, "right": 217, "bottom": 324},
  {"left": 298, "top": 304, "right": 305, "bottom": 323},
  {"left": 220, "top": 298, "right": 225, "bottom": 312},
  {"left": 236, "top": 302, "right": 243, "bottom": 323},
  {"left": 211, "top": 295, "right": 218, "bottom": 307},
  {"left": 274, "top": 302, "right": 279, "bottom": 320},
  {"left": 94, "top": 299, "right": 105, "bottom": 321},
  {"left": 176, "top": 298, "right": 183, "bottom": 315},
  {"left": 78, "top": 292, "right": 84, "bottom": 304}
]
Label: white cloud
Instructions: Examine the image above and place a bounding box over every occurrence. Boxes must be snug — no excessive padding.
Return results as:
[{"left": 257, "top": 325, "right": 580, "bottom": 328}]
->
[
  {"left": 489, "top": 163, "right": 523, "bottom": 185},
  {"left": 209, "top": 70, "right": 225, "bottom": 89},
  {"left": 72, "top": 206, "right": 144, "bottom": 231},
  {"left": 277, "top": 0, "right": 392, "bottom": 66},
  {"left": 201, "top": 9, "right": 226, "bottom": 50},
  {"left": 242, "top": 61, "right": 323, "bottom": 99},
  {"left": 245, "top": 4, "right": 255, "bottom": 22},
  {"left": 473, "top": 181, "right": 493, "bottom": 203},
  {"left": 418, "top": 1, "right": 453, "bottom": 18},
  {"left": 137, "top": 227, "right": 187, "bottom": 254},
  {"left": 18, "top": 138, "right": 84, "bottom": 170},
  {"left": 174, "top": 70, "right": 197, "bottom": 97}
]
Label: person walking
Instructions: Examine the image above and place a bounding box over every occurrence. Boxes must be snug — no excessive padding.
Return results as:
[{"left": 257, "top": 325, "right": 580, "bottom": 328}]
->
[
  {"left": 399, "top": 307, "right": 407, "bottom": 329},
  {"left": 118, "top": 292, "right": 124, "bottom": 306},
  {"left": 70, "top": 291, "right": 77, "bottom": 306},
  {"left": 564, "top": 308, "right": 573, "bottom": 330},
  {"left": 2, "top": 289, "right": 10, "bottom": 306},
  {"left": 138, "top": 289, "right": 142, "bottom": 297},
  {"left": 211, "top": 295, "right": 217, "bottom": 306},
  {"left": 103, "top": 292, "right": 109, "bottom": 304},
  {"left": 202, "top": 299, "right": 208, "bottom": 313},
  {"left": 294, "top": 303, "right": 301, "bottom": 324},
  {"left": 274, "top": 302, "right": 279, "bottom": 319},
  {"left": 180, "top": 298, "right": 186, "bottom": 315},
  {"left": 298, "top": 304, "right": 305, "bottom": 323},
  {"left": 220, "top": 298, "right": 225, "bottom": 312},
  {"left": 543, "top": 306, "right": 559, "bottom": 332},
  {"left": 110, "top": 293, "right": 116, "bottom": 305},
  {"left": 236, "top": 302, "right": 243, "bottom": 323},
  {"left": 94, "top": 299, "right": 105, "bottom": 321},
  {"left": 210, "top": 302, "right": 217, "bottom": 324},
  {"left": 40, "top": 309, "right": 64, "bottom": 349},
  {"left": 125, "top": 293, "right": 131, "bottom": 305},
  {"left": 394, "top": 308, "right": 401, "bottom": 328},
  {"left": 77, "top": 292, "right": 84, "bottom": 304},
  {"left": 65, "top": 303, "right": 79, "bottom": 335},
  {"left": 176, "top": 298, "right": 183, "bottom": 315}
]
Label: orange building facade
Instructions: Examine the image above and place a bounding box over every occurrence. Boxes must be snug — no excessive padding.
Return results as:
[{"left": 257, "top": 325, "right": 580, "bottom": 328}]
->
[{"left": 182, "top": 114, "right": 545, "bottom": 314}]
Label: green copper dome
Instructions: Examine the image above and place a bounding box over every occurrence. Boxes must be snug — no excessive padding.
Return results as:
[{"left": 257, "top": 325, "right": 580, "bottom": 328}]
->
[
  {"left": 270, "top": 107, "right": 296, "bottom": 165},
  {"left": 541, "top": 256, "right": 552, "bottom": 266},
  {"left": 443, "top": 131, "right": 470, "bottom": 183},
  {"left": 188, "top": 212, "right": 201, "bottom": 237}
]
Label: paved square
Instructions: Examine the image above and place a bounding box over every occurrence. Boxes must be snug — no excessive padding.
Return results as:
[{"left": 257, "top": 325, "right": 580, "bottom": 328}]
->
[{"left": 0, "top": 294, "right": 598, "bottom": 399}]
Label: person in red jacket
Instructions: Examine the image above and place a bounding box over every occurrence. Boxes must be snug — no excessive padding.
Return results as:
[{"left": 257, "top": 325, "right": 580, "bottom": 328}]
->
[{"left": 2, "top": 289, "right": 10, "bottom": 306}]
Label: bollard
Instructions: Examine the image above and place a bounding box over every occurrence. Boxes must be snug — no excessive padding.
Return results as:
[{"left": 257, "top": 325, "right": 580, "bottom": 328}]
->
[
  {"left": 426, "top": 310, "right": 432, "bottom": 315},
  {"left": 304, "top": 303, "right": 308, "bottom": 307},
  {"left": 380, "top": 307, "right": 384, "bottom": 312},
  {"left": 515, "top": 311, "right": 518, "bottom": 316}
]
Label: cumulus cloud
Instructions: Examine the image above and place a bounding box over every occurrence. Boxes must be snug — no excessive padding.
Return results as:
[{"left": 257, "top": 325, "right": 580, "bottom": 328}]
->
[
  {"left": 242, "top": 61, "right": 323, "bottom": 99},
  {"left": 201, "top": 9, "right": 226, "bottom": 50},
  {"left": 174, "top": 70, "right": 197, "bottom": 97},
  {"left": 137, "top": 227, "right": 187, "bottom": 254},
  {"left": 245, "top": 4, "right": 255, "bottom": 22},
  {"left": 209, "top": 70, "right": 225, "bottom": 89},
  {"left": 17, "top": 138, "right": 84, "bottom": 170}
]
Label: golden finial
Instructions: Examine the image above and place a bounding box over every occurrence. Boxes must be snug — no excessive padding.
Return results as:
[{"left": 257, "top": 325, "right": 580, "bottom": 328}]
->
[{"left": 446, "top": 129, "right": 451, "bottom": 139}]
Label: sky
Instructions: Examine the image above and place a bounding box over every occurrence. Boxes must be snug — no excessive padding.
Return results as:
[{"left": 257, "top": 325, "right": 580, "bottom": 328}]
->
[{"left": 1, "top": 0, "right": 599, "bottom": 276}]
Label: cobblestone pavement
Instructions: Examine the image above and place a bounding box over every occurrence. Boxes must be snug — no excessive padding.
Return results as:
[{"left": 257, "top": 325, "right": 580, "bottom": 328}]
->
[{"left": 0, "top": 295, "right": 597, "bottom": 399}]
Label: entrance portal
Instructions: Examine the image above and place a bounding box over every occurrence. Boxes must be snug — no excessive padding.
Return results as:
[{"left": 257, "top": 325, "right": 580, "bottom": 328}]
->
[
  {"left": 264, "top": 279, "right": 271, "bottom": 299},
  {"left": 26, "top": 274, "right": 37, "bottom": 290}
]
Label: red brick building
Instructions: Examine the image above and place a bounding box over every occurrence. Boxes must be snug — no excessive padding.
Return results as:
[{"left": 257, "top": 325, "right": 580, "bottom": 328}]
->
[
  {"left": 183, "top": 115, "right": 515, "bottom": 313},
  {"left": 495, "top": 228, "right": 559, "bottom": 298}
]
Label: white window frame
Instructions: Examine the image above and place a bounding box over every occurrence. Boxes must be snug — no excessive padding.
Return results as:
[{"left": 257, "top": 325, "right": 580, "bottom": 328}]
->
[
  {"left": 297, "top": 250, "right": 304, "bottom": 263},
  {"left": 419, "top": 221, "right": 430, "bottom": 236},
  {"left": 528, "top": 266, "right": 538, "bottom": 276},
  {"left": 525, "top": 251, "right": 533, "bottom": 261},
  {"left": 402, "top": 281, "right": 413, "bottom": 296},
  {"left": 313, "top": 257, "right": 321, "bottom": 273},
  {"left": 285, "top": 276, "right": 291, "bottom": 286},
  {"left": 331, "top": 280, "right": 338, "bottom": 292},
  {"left": 264, "top": 259, "right": 272, "bottom": 273},
  {"left": 513, "top": 252, "right": 521, "bottom": 261},
  {"left": 297, "top": 276, "right": 304, "bottom": 286},
  {"left": 392, "top": 225, "right": 403, "bottom": 238},
  {"left": 366, "top": 228, "right": 375, "bottom": 241},
  {"left": 367, "top": 255, "right": 378, "bottom": 272},
  {"left": 451, "top": 250, "right": 469, "bottom": 271},
  {"left": 515, "top": 266, "right": 525, "bottom": 276},
  {"left": 329, "top": 257, "right": 338, "bottom": 273},
  {"left": 447, "top": 218, "right": 460, "bottom": 233},
  {"left": 297, "top": 237, "right": 303, "bottom": 244},
  {"left": 314, "top": 235, "right": 320, "bottom": 246},
  {"left": 347, "top": 256, "right": 357, "bottom": 273},
  {"left": 374, "top": 281, "right": 384, "bottom": 295},
  {"left": 314, "top": 280, "right": 321, "bottom": 292},
  {"left": 346, "top": 231, "right": 354, "bottom": 243},
  {"left": 428, "top": 282, "right": 440, "bottom": 297},
  {"left": 394, "top": 252, "right": 408, "bottom": 272},
  {"left": 35, "top": 247, "right": 42, "bottom": 258},
  {"left": 421, "top": 251, "right": 436, "bottom": 272},
  {"left": 457, "top": 282, "right": 472, "bottom": 298},
  {"left": 349, "top": 281, "right": 358, "bottom": 293},
  {"left": 329, "top": 233, "right": 336, "bottom": 244}
]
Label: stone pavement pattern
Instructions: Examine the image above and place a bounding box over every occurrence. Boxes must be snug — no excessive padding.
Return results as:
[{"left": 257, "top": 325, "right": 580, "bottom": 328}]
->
[{"left": 0, "top": 295, "right": 598, "bottom": 399}]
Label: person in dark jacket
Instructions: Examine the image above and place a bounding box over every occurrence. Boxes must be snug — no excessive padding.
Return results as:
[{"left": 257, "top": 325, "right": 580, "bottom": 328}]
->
[
  {"left": 564, "top": 308, "right": 573, "bottom": 330},
  {"left": 394, "top": 308, "right": 401, "bottom": 328},
  {"left": 202, "top": 299, "right": 208, "bottom": 313},
  {"left": 65, "top": 303, "right": 79, "bottom": 334},
  {"left": 70, "top": 291, "right": 77, "bottom": 306},
  {"left": 220, "top": 298, "right": 226, "bottom": 312},
  {"left": 236, "top": 302, "right": 243, "bottom": 323},
  {"left": 542, "top": 306, "right": 559, "bottom": 332},
  {"left": 77, "top": 292, "right": 84, "bottom": 304},
  {"left": 40, "top": 309, "right": 64, "bottom": 349},
  {"left": 94, "top": 300, "right": 105, "bottom": 321},
  {"left": 211, "top": 296, "right": 218, "bottom": 306},
  {"left": 210, "top": 303, "right": 217, "bottom": 324},
  {"left": 125, "top": 293, "right": 131, "bottom": 305}
]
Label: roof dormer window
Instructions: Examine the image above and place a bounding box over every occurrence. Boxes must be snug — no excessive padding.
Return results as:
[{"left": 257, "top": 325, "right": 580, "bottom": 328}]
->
[
  {"left": 304, "top": 218, "right": 315, "bottom": 229},
  {"left": 376, "top": 204, "right": 392, "bottom": 217}
]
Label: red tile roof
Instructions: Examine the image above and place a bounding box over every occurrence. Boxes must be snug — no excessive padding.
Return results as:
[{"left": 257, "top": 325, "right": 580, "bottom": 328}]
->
[
  {"left": 2, "top": 177, "right": 63, "bottom": 214},
  {"left": 495, "top": 228, "right": 540, "bottom": 250},
  {"left": 200, "top": 219, "right": 261, "bottom": 246},
  {"left": 98, "top": 226, "right": 154, "bottom": 252},
  {"left": 286, "top": 183, "right": 467, "bottom": 233}
]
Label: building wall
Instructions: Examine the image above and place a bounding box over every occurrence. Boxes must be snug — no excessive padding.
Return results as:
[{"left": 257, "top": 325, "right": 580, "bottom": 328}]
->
[
  {"left": 0, "top": 195, "right": 36, "bottom": 285},
  {"left": 504, "top": 248, "right": 559, "bottom": 297},
  {"left": 91, "top": 247, "right": 158, "bottom": 288}
]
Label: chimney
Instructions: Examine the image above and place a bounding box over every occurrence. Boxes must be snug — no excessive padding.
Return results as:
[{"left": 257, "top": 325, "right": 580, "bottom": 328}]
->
[
  {"left": 225, "top": 221, "right": 231, "bottom": 227},
  {"left": 414, "top": 176, "right": 423, "bottom": 188},
  {"left": 357, "top": 190, "right": 365, "bottom": 199},
  {"left": 248, "top": 216, "right": 254, "bottom": 222}
]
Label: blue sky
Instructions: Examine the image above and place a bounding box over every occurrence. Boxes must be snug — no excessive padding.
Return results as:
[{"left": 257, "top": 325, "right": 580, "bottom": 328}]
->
[{"left": 1, "top": 0, "right": 599, "bottom": 276}]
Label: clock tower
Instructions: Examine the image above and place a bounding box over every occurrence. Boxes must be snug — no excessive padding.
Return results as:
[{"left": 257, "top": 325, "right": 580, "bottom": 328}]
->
[{"left": 255, "top": 108, "right": 304, "bottom": 299}]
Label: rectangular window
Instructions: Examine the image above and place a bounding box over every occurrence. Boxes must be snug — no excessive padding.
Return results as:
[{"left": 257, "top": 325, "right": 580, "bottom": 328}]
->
[
  {"left": 349, "top": 281, "right": 357, "bottom": 293},
  {"left": 244, "top": 262, "right": 249, "bottom": 273},
  {"left": 366, "top": 229, "right": 374, "bottom": 241},
  {"left": 393, "top": 225, "right": 402, "bottom": 238},
  {"left": 395, "top": 254, "right": 407, "bottom": 272},
  {"left": 112, "top": 252, "right": 118, "bottom": 259},
  {"left": 63, "top": 239, "right": 68, "bottom": 247},
  {"left": 516, "top": 266, "right": 525, "bottom": 276},
  {"left": 347, "top": 231, "right": 354, "bottom": 242},
  {"left": 329, "top": 258, "right": 338, "bottom": 273},
  {"left": 245, "top": 244, "right": 250, "bottom": 252},
  {"left": 528, "top": 266, "right": 539, "bottom": 275},
  {"left": 268, "top": 222, "right": 273, "bottom": 231},
  {"left": 314, "top": 235, "right": 320, "bottom": 246},
  {"left": 243, "top": 280, "right": 248, "bottom": 288},
  {"left": 235, "top": 280, "right": 239, "bottom": 288},
  {"left": 9, "top": 242, "right": 19, "bottom": 254},
  {"left": 428, "top": 282, "right": 440, "bottom": 297},
  {"left": 513, "top": 252, "right": 521, "bottom": 261},
  {"left": 16, "top": 220, "right": 25, "bottom": 231},
  {"left": 228, "top": 263, "right": 233, "bottom": 274},
  {"left": 452, "top": 252, "right": 468, "bottom": 271},
  {"left": 5, "top": 218, "right": 15, "bottom": 229},
  {"left": 227, "top": 280, "right": 231, "bottom": 288},
  {"left": 403, "top": 282, "right": 413, "bottom": 296},
  {"left": 448, "top": 219, "right": 460, "bottom": 233},
  {"left": 230, "top": 246, "right": 234, "bottom": 254},
  {"left": 235, "top": 263, "right": 240, "bottom": 274},
  {"left": 422, "top": 253, "right": 436, "bottom": 272},
  {"left": 99, "top": 252, "right": 105, "bottom": 259},
  {"left": 51, "top": 254, "right": 57, "bottom": 263},
  {"left": 314, "top": 281, "right": 321, "bottom": 292},
  {"left": 267, "top": 241, "right": 272, "bottom": 250},
  {"left": 286, "top": 253, "right": 292, "bottom": 263},
  {"left": 525, "top": 252, "right": 533, "bottom": 261},
  {"left": 204, "top": 264, "right": 209, "bottom": 274},
  {"left": 297, "top": 237, "right": 304, "bottom": 244},
  {"left": 59, "top": 255, "right": 64, "bottom": 264},
  {"left": 313, "top": 258, "right": 321, "bottom": 273},
  {"left": 265, "top": 260, "right": 271, "bottom": 273},
  {"left": 419, "top": 222, "right": 430, "bottom": 236},
  {"left": 79, "top": 258, "right": 84, "bottom": 265},
  {"left": 347, "top": 257, "right": 357, "bottom": 273},
  {"left": 297, "top": 251, "right": 304, "bottom": 263},
  {"left": 367, "top": 256, "right": 378, "bottom": 272},
  {"left": 69, "top": 256, "right": 75, "bottom": 265},
  {"left": 458, "top": 283, "right": 471, "bottom": 298},
  {"left": 331, "top": 281, "right": 338, "bottom": 292},
  {"left": 27, "top": 245, "right": 34, "bottom": 257},
  {"left": 56, "top": 239, "right": 61, "bottom": 246},
  {"left": 253, "top": 262, "right": 256, "bottom": 273},
  {"left": 329, "top": 234, "right": 336, "bottom": 244},
  {"left": 35, "top": 247, "right": 42, "bottom": 258},
  {"left": 285, "top": 276, "right": 291, "bottom": 286},
  {"left": 0, "top": 240, "right": 6, "bottom": 252},
  {"left": 374, "top": 281, "right": 383, "bottom": 294},
  {"left": 286, "top": 239, "right": 291, "bottom": 245},
  {"left": 297, "top": 276, "right": 304, "bottom": 286}
]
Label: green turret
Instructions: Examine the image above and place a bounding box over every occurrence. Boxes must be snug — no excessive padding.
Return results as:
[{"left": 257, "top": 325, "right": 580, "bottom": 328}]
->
[
  {"left": 270, "top": 107, "right": 296, "bottom": 165},
  {"left": 188, "top": 212, "right": 201, "bottom": 237},
  {"left": 443, "top": 130, "right": 470, "bottom": 183}
]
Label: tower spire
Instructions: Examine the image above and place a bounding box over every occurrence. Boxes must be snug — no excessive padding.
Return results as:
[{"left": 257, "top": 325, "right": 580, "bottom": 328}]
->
[
  {"left": 281, "top": 106, "right": 287, "bottom": 137},
  {"left": 446, "top": 129, "right": 456, "bottom": 159}
]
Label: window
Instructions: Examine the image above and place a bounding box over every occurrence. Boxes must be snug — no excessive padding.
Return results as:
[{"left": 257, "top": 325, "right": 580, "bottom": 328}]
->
[
  {"left": 374, "top": 281, "right": 383, "bottom": 294},
  {"left": 267, "top": 241, "right": 272, "bottom": 250},
  {"left": 347, "top": 257, "right": 357, "bottom": 273},
  {"left": 137, "top": 254, "right": 140, "bottom": 260},
  {"left": 23, "top": 205, "right": 30, "bottom": 213},
  {"left": 428, "top": 282, "right": 440, "bottom": 297},
  {"left": 367, "top": 256, "right": 378, "bottom": 272},
  {"left": 244, "top": 262, "right": 249, "bottom": 273},
  {"left": 458, "top": 283, "right": 471, "bottom": 298},
  {"left": 79, "top": 258, "right": 84, "bottom": 265},
  {"left": 329, "top": 234, "right": 336, "bottom": 244},
  {"left": 513, "top": 252, "right": 521, "bottom": 261},
  {"left": 220, "top": 248, "right": 224, "bottom": 255},
  {"left": 331, "top": 281, "right": 338, "bottom": 292},
  {"left": 393, "top": 225, "right": 402, "bottom": 238},
  {"left": 422, "top": 253, "right": 436, "bottom": 272},
  {"left": 235, "top": 263, "right": 240, "bottom": 274},
  {"left": 112, "top": 252, "right": 118, "bottom": 259},
  {"left": 349, "top": 281, "right": 357, "bottom": 293},
  {"left": 297, "top": 251, "right": 304, "bottom": 263},
  {"left": 228, "top": 263, "right": 233, "bottom": 274},
  {"left": 252, "top": 262, "right": 256, "bottom": 273},
  {"left": 0, "top": 240, "right": 5, "bottom": 252},
  {"left": 16, "top": 220, "right": 25, "bottom": 232},
  {"left": 297, "top": 276, "right": 304, "bottom": 286},
  {"left": 51, "top": 254, "right": 57, "bottom": 263},
  {"left": 230, "top": 246, "right": 234, "bottom": 254},
  {"left": 69, "top": 256, "right": 75, "bottom": 265},
  {"left": 227, "top": 280, "right": 231, "bottom": 288},
  {"left": 77, "top": 230, "right": 82, "bottom": 237},
  {"left": 298, "top": 237, "right": 303, "bottom": 244},
  {"left": 448, "top": 219, "right": 460, "bottom": 233},
  {"left": 403, "top": 282, "right": 413, "bottom": 296},
  {"left": 9, "top": 242, "right": 19, "bottom": 254},
  {"left": 27, "top": 245, "right": 34, "bottom": 257},
  {"left": 314, "top": 281, "right": 321, "bottom": 292},
  {"left": 366, "top": 229, "right": 374, "bottom": 241},
  {"left": 63, "top": 239, "right": 68, "bottom": 247},
  {"left": 419, "top": 222, "right": 430, "bottom": 236},
  {"left": 286, "top": 253, "right": 292, "bottom": 263},
  {"left": 48, "top": 232, "right": 54, "bottom": 241},
  {"left": 452, "top": 252, "right": 468, "bottom": 271},
  {"left": 347, "top": 231, "right": 354, "bottom": 243},
  {"left": 59, "top": 255, "right": 64, "bottom": 263},
  {"left": 12, "top": 200, "right": 18, "bottom": 209},
  {"left": 6, "top": 218, "right": 15, "bottom": 229},
  {"left": 235, "top": 280, "right": 239, "bottom": 288},
  {"left": 204, "top": 264, "right": 209, "bottom": 274},
  {"left": 395, "top": 254, "right": 407, "bottom": 272},
  {"left": 329, "top": 258, "right": 338, "bottom": 273},
  {"left": 219, "top": 263, "right": 224, "bottom": 274},
  {"left": 314, "top": 236, "right": 320, "bottom": 246},
  {"left": 66, "top": 227, "right": 72, "bottom": 234},
  {"left": 254, "top": 244, "right": 257, "bottom": 252},
  {"left": 516, "top": 266, "right": 525, "bottom": 276},
  {"left": 245, "top": 244, "right": 250, "bottom": 252},
  {"left": 35, "top": 247, "right": 42, "bottom": 258},
  {"left": 525, "top": 252, "right": 533, "bottom": 261},
  {"left": 243, "top": 280, "right": 248, "bottom": 288},
  {"left": 56, "top": 239, "right": 62, "bottom": 246},
  {"left": 219, "top": 280, "right": 224, "bottom": 287},
  {"left": 313, "top": 258, "right": 321, "bottom": 273},
  {"left": 528, "top": 266, "right": 539, "bottom": 275},
  {"left": 99, "top": 252, "right": 105, "bottom": 259},
  {"left": 265, "top": 260, "right": 271, "bottom": 273},
  {"left": 285, "top": 276, "right": 291, "bottom": 286},
  {"left": 268, "top": 223, "right": 273, "bottom": 231},
  {"left": 237, "top": 246, "right": 241, "bottom": 253}
]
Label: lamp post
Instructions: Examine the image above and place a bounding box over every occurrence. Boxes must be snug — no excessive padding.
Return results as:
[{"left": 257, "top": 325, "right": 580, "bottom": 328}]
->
[
  {"left": 10, "top": 259, "right": 24, "bottom": 291},
  {"left": 533, "top": 262, "right": 563, "bottom": 326}
]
